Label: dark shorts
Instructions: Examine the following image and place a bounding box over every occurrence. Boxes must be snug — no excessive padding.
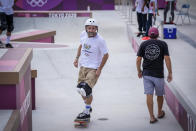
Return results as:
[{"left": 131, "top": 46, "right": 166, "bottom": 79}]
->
[{"left": 0, "top": 12, "right": 14, "bottom": 32}]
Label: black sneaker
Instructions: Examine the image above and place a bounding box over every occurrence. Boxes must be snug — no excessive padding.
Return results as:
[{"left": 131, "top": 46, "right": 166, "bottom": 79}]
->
[
  {"left": 76, "top": 112, "right": 90, "bottom": 120},
  {"left": 6, "top": 43, "right": 13, "bottom": 48},
  {"left": 137, "top": 32, "right": 142, "bottom": 37}
]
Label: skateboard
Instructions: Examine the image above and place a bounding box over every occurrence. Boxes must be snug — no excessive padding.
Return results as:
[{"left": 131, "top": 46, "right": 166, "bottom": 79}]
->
[{"left": 74, "top": 119, "right": 90, "bottom": 128}]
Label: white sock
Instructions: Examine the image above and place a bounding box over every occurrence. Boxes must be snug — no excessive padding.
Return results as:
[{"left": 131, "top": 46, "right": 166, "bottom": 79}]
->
[
  {"left": 6, "top": 36, "right": 11, "bottom": 44},
  {"left": 84, "top": 104, "right": 91, "bottom": 114}
]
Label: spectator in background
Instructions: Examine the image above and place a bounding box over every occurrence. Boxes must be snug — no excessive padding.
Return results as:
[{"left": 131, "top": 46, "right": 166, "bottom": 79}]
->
[
  {"left": 0, "top": 0, "right": 16, "bottom": 48},
  {"left": 143, "top": 0, "right": 158, "bottom": 37},
  {"left": 135, "top": 0, "right": 148, "bottom": 37},
  {"left": 164, "top": 0, "right": 177, "bottom": 24}
]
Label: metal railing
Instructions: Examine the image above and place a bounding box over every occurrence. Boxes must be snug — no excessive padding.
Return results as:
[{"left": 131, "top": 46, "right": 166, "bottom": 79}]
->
[{"left": 115, "top": 0, "right": 136, "bottom": 24}]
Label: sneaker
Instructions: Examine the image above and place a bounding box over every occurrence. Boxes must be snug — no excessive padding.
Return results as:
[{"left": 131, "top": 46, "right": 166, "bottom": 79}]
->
[
  {"left": 76, "top": 112, "right": 90, "bottom": 120},
  {"left": 90, "top": 107, "right": 92, "bottom": 113},
  {"left": 137, "top": 32, "right": 142, "bottom": 37},
  {"left": 170, "top": 21, "right": 175, "bottom": 25},
  {"left": 6, "top": 43, "right": 13, "bottom": 48},
  {"left": 142, "top": 32, "right": 146, "bottom": 37}
]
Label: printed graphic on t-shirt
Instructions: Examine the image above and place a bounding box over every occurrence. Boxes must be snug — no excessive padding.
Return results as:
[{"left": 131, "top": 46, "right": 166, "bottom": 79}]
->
[
  {"left": 84, "top": 44, "right": 91, "bottom": 50},
  {"left": 83, "top": 43, "right": 92, "bottom": 57},
  {"left": 145, "top": 44, "right": 160, "bottom": 60}
]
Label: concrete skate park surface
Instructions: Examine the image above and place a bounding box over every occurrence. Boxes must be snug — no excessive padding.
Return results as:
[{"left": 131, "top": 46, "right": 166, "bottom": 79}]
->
[
  {"left": 9, "top": 11, "right": 182, "bottom": 131},
  {"left": 126, "top": 3, "right": 196, "bottom": 130},
  {"left": 0, "top": 110, "right": 12, "bottom": 131},
  {"left": 128, "top": 9, "right": 196, "bottom": 106}
]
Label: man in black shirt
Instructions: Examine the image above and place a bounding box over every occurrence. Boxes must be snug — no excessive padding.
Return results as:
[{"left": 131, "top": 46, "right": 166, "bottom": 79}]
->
[{"left": 136, "top": 27, "right": 172, "bottom": 123}]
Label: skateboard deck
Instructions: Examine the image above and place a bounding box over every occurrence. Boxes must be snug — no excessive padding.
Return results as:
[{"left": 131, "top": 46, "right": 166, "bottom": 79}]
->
[{"left": 74, "top": 119, "right": 90, "bottom": 128}]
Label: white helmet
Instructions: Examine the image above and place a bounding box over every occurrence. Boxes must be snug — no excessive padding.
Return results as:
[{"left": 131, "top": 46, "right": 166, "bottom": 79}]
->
[{"left": 84, "top": 18, "right": 98, "bottom": 27}]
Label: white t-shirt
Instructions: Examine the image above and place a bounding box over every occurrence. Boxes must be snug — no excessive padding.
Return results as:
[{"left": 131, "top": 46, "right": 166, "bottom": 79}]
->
[
  {"left": 0, "top": 0, "right": 14, "bottom": 15},
  {"left": 79, "top": 31, "right": 108, "bottom": 69},
  {"left": 135, "top": 0, "right": 148, "bottom": 14},
  {"left": 148, "top": 0, "right": 157, "bottom": 14}
]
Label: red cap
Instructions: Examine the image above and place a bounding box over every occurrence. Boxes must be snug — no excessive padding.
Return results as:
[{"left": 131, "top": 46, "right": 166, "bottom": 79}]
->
[{"left": 148, "top": 27, "right": 159, "bottom": 37}]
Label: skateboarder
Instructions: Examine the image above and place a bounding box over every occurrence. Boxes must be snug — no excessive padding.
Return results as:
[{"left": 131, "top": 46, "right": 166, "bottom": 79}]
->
[
  {"left": 0, "top": 0, "right": 16, "bottom": 48},
  {"left": 73, "top": 18, "right": 109, "bottom": 121}
]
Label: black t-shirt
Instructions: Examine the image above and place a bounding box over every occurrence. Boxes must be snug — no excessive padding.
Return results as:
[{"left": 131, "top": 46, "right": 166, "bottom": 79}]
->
[{"left": 137, "top": 39, "right": 169, "bottom": 78}]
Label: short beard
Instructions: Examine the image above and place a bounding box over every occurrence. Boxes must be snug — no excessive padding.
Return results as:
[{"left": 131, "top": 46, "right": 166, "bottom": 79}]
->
[{"left": 87, "top": 32, "right": 97, "bottom": 37}]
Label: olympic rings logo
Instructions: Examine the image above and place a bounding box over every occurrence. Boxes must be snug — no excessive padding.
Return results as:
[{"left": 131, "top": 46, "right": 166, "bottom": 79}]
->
[{"left": 26, "top": 0, "right": 48, "bottom": 7}]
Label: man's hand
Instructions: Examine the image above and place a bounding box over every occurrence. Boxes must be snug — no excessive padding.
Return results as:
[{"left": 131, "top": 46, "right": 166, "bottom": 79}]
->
[
  {"left": 164, "top": 56, "right": 172, "bottom": 82},
  {"left": 73, "top": 58, "right": 78, "bottom": 68},
  {"left": 96, "top": 68, "right": 101, "bottom": 77},
  {"left": 136, "top": 56, "right": 142, "bottom": 79},
  {"left": 96, "top": 53, "right": 108, "bottom": 77},
  {"left": 167, "top": 73, "right": 172, "bottom": 82},
  {"left": 138, "top": 71, "right": 142, "bottom": 78}
]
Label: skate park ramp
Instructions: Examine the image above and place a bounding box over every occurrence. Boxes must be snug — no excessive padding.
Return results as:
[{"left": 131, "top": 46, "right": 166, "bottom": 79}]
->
[
  {"left": 10, "top": 41, "right": 68, "bottom": 48},
  {"left": 14, "top": 11, "right": 183, "bottom": 131},
  {"left": 13, "top": 17, "right": 88, "bottom": 48}
]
